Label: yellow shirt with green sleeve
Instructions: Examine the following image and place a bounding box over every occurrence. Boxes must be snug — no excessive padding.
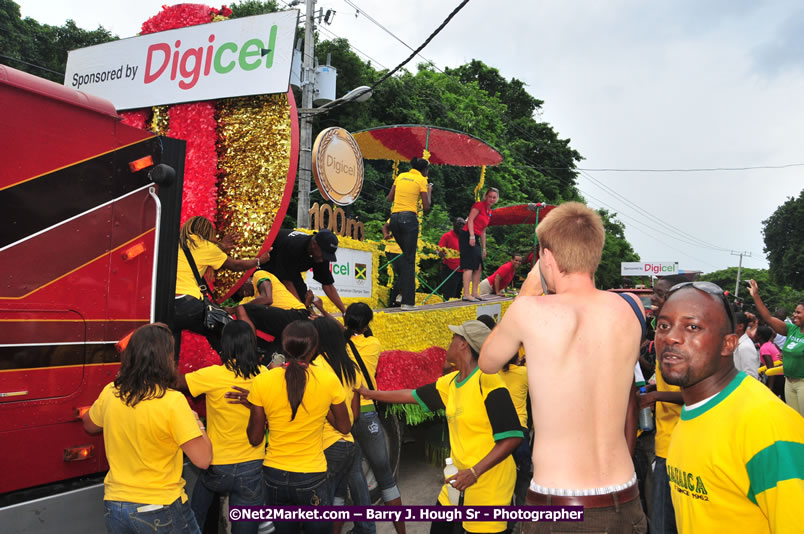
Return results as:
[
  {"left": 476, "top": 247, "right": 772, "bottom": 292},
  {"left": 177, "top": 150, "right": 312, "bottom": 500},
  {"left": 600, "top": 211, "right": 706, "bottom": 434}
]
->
[
  {"left": 184, "top": 364, "right": 268, "bottom": 465},
  {"left": 667, "top": 372, "right": 804, "bottom": 534},
  {"left": 89, "top": 383, "right": 201, "bottom": 504},
  {"left": 413, "top": 368, "right": 523, "bottom": 533},
  {"left": 251, "top": 269, "right": 306, "bottom": 310},
  {"left": 654, "top": 363, "right": 682, "bottom": 458}
]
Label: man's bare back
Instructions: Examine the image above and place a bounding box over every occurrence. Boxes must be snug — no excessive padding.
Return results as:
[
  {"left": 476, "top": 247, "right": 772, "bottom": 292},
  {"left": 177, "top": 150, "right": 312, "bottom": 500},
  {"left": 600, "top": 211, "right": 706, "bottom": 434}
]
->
[{"left": 481, "top": 286, "right": 643, "bottom": 489}]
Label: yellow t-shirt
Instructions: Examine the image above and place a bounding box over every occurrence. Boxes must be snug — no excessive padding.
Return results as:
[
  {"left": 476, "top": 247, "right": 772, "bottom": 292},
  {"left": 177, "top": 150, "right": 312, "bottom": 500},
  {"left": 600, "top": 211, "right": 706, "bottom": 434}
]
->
[
  {"left": 414, "top": 368, "right": 523, "bottom": 533},
  {"left": 89, "top": 383, "right": 201, "bottom": 504},
  {"left": 654, "top": 363, "right": 682, "bottom": 458},
  {"left": 499, "top": 363, "right": 529, "bottom": 428},
  {"left": 390, "top": 169, "right": 427, "bottom": 214},
  {"left": 667, "top": 372, "right": 804, "bottom": 534},
  {"left": 184, "top": 364, "right": 268, "bottom": 465},
  {"left": 176, "top": 236, "right": 228, "bottom": 299},
  {"left": 316, "top": 358, "right": 364, "bottom": 449},
  {"left": 251, "top": 270, "right": 306, "bottom": 311},
  {"left": 347, "top": 334, "right": 382, "bottom": 407},
  {"left": 248, "top": 363, "right": 346, "bottom": 473}
]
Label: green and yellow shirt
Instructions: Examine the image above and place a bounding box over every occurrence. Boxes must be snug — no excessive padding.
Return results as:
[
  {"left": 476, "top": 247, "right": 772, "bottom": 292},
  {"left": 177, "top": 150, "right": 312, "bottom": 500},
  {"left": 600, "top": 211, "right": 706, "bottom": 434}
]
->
[
  {"left": 414, "top": 368, "right": 523, "bottom": 533},
  {"left": 667, "top": 371, "right": 804, "bottom": 533}
]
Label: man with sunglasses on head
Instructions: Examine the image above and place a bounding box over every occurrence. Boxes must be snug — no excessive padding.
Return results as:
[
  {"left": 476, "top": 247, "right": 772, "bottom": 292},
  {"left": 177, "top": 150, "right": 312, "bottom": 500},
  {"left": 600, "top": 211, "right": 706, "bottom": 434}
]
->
[
  {"left": 656, "top": 281, "right": 804, "bottom": 534},
  {"left": 480, "top": 202, "right": 648, "bottom": 533},
  {"left": 638, "top": 273, "right": 687, "bottom": 534}
]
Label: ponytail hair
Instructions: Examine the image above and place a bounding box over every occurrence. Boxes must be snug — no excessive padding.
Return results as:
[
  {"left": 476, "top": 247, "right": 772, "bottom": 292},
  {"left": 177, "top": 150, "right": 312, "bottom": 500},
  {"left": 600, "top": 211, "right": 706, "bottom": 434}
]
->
[
  {"left": 281, "top": 320, "right": 319, "bottom": 421},
  {"left": 220, "top": 320, "right": 260, "bottom": 379},
  {"left": 313, "top": 317, "right": 358, "bottom": 387},
  {"left": 344, "top": 302, "right": 374, "bottom": 340}
]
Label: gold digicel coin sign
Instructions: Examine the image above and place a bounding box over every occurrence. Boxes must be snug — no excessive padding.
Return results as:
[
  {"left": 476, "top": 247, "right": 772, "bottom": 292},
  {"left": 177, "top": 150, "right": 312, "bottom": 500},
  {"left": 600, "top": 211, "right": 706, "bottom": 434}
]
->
[{"left": 312, "top": 127, "right": 364, "bottom": 206}]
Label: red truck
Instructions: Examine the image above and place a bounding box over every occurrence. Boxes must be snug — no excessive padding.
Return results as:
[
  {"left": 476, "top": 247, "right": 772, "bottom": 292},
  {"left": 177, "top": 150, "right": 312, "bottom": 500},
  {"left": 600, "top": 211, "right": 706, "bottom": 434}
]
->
[{"left": 0, "top": 64, "right": 185, "bottom": 532}]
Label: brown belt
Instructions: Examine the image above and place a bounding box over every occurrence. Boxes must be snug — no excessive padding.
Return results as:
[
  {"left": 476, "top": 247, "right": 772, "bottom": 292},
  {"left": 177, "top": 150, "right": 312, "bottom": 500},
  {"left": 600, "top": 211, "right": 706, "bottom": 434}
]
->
[{"left": 526, "top": 482, "right": 639, "bottom": 508}]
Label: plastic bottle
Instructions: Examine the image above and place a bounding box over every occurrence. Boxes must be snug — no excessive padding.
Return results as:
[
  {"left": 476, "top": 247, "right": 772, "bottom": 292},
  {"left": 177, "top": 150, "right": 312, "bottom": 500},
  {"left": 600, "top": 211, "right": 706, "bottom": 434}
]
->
[
  {"left": 444, "top": 457, "right": 460, "bottom": 505},
  {"left": 638, "top": 386, "right": 654, "bottom": 431}
]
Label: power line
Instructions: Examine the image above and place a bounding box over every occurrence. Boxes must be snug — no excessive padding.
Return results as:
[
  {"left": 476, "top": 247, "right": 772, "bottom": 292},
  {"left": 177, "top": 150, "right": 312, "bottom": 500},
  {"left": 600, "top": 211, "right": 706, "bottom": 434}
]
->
[
  {"left": 313, "top": 4, "right": 748, "bottom": 264},
  {"left": 342, "top": 0, "right": 438, "bottom": 69},
  {"left": 578, "top": 164, "right": 804, "bottom": 172},
  {"left": 307, "top": 0, "right": 471, "bottom": 116},
  {"left": 0, "top": 53, "right": 63, "bottom": 76}
]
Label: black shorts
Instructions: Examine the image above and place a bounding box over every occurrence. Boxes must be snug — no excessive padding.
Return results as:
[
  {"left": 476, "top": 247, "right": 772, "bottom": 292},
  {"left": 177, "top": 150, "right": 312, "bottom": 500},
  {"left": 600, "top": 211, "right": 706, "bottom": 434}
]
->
[{"left": 458, "top": 229, "right": 483, "bottom": 271}]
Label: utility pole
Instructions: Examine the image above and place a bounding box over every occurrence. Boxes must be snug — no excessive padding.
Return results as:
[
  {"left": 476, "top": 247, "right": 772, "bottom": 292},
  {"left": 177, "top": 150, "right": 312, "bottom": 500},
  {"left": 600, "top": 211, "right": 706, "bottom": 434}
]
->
[
  {"left": 731, "top": 250, "right": 751, "bottom": 297},
  {"left": 296, "top": 0, "right": 316, "bottom": 228}
]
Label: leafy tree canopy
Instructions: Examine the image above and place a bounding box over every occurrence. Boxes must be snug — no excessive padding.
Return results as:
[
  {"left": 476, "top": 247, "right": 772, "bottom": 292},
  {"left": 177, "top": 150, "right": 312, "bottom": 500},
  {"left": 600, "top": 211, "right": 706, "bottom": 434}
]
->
[
  {"left": 699, "top": 267, "right": 804, "bottom": 315},
  {"left": 762, "top": 189, "right": 804, "bottom": 289}
]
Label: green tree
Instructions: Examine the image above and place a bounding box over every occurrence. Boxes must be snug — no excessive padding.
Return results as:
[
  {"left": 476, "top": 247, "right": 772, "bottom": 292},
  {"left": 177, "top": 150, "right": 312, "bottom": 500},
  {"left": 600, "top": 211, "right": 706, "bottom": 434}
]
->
[
  {"left": 762, "top": 189, "right": 804, "bottom": 289},
  {"left": 229, "top": 0, "right": 278, "bottom": 18},
  {"left": 0, "top": 0, "right": 117, "bottom": 83},
  {"left": 699, "top": 267, "right": 804, "bottom": 314},
  {"left": 595, "top": 209, "right": 640, "bottom": 289}
]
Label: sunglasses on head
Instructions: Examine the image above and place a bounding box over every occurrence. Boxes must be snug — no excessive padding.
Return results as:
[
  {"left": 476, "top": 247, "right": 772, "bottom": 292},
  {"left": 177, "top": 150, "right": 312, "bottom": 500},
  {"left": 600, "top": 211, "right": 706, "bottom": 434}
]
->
[{"left": 668, "top": 281, "right": 735, "bottom": 333}]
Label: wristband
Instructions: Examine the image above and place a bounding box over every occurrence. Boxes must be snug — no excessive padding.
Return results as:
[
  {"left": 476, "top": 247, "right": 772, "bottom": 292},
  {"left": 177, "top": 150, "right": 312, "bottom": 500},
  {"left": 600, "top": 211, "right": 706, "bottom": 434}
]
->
[{"left": 470, "top": 466, "right": 479, "bottom": 481}]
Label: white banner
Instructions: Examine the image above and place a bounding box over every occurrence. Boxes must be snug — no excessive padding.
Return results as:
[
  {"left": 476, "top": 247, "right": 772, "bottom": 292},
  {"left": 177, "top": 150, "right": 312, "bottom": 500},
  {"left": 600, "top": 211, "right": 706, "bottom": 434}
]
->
[
  {"left": 305, "top": 247, "right": 373, "bottom": 298},
  {"left": 621, "top": 262, "right": 679, "bottom": 276},
  {"left": 64, "top": 11, "right": 297, "bottom": 109}
]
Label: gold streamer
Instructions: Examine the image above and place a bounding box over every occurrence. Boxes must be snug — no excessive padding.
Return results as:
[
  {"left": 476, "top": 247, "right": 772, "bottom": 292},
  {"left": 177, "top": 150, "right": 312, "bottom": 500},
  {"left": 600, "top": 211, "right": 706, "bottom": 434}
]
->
[
  {"left": 473, "top": 165, "right": 486, "bottom": 201},
  {"left": 422, "top": 149, "right": 431, "bottom": 162},
  {"left": 150, "top": 105, "right": 170, "bottom": 135},
  {"left": 214, "top": 93, "right": 293, "bottom": 296},
  {"left": 392, "top": 159, "right": 400, "bottom": 179}
]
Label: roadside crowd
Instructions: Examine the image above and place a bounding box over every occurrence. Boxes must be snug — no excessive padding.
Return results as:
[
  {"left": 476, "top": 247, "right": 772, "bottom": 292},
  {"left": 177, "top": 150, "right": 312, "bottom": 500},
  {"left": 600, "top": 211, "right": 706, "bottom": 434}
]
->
[{"left": 83, "top": 200, "right": 803, "bottom": 534}]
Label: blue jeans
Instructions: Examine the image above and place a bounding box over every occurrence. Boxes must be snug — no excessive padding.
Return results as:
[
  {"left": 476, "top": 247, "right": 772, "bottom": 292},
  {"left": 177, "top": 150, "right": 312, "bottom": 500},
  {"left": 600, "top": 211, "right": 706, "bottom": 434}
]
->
[
  {"left": 347, "top": 442, "right": 377, "bottom": 534},
  {"left": 262, "top": 466, "right": 330, "bottom": 534},
  {"left": 191, "top": 460, "right": 264, "bottom": 534},
  {"left": 389, "top": 211, "right": 419, "bottom": 305},
  {"left": 104, "top": 498, "right": 201, "bottom": 534},
  {"left": 651, "top": 456, "right": 678, "bottom": 534},
  {"left": 352, "top": 410, "right": 400, "bottom": 502},
  {"left": 324, "top": 440, "right": 356, "bottom": 504}
]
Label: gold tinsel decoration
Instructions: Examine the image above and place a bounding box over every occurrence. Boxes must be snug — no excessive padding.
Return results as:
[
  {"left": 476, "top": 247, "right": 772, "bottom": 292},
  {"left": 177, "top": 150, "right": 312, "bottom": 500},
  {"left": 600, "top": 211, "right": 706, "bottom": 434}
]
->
[
  {"left": 214, "top": 93, "right": 293, "bottom": 296},
  {"left": 150, "top": 105, "right": 170, "bottom": 135}
]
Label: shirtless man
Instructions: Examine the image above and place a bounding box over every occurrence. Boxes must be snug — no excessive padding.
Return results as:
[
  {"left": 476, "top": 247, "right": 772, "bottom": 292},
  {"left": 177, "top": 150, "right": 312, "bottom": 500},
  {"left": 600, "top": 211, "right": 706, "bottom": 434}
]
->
[{"left": 479, "top": 202, "right": 647, "bottom": 533}]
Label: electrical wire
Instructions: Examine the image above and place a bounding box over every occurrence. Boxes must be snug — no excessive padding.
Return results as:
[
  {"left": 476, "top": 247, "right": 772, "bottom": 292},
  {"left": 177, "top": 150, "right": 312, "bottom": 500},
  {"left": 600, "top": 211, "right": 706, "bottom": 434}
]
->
[
  {"left": 0, "top": 53, "right": 64, "bottom": 76},
  {"left": 302, "top": 0, "right": 471, "bottom": 116}
]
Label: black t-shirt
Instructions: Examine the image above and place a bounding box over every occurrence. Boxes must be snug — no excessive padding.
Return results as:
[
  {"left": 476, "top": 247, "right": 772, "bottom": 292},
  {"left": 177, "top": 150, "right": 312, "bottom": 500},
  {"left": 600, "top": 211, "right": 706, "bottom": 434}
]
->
[{"left": 265, "top": 229, "right": 335, "bottom": 297}]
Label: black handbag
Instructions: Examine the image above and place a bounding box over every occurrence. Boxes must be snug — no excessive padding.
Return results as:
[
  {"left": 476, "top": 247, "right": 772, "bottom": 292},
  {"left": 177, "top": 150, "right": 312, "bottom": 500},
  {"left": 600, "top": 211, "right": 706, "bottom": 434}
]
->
[{"left": 181, "top": 246, "right": 233, "bottom": 334}]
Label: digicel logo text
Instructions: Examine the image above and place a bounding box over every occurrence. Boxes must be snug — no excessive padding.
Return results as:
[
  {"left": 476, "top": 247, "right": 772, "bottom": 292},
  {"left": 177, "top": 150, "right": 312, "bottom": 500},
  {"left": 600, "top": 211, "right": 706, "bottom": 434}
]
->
[
  {"left": 643, "top": 264, "right": 676, "bottom": 274},
  {"left": 144, "top": 26, "right": 278, "bottom": 90}
]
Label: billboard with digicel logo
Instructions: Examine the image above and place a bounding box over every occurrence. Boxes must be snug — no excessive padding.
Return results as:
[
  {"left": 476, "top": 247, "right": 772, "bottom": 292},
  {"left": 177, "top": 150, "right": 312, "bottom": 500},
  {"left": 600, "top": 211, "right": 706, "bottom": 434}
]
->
[
  {"left": 621, "top": 262, "right": 679, "bottom": 276},
  {"left": 64, "top": 11, "right": 297, "bottom": 109},
  {"left": 305, "top": 245, "right": 373, "bottom": 298}
]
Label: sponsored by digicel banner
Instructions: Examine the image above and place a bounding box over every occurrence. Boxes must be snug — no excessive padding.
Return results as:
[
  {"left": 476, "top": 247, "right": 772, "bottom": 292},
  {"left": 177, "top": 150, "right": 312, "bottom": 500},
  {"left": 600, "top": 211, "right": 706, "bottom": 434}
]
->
[
  {"left": 64, "top": 11, "right": 297, "bottom": 110},
  {"left": 621, "top": 262, "right": 679, "bottom": 276},
  {"left": 305, "top": 247, "right": 373, "bottom": 299}
]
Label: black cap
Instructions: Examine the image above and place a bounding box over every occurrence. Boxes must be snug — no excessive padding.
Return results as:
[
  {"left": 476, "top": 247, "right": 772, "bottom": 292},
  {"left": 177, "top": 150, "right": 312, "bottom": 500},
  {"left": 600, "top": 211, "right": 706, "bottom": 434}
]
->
[{"left": 313, "top": 229, "right": 338, "bottom": 262}]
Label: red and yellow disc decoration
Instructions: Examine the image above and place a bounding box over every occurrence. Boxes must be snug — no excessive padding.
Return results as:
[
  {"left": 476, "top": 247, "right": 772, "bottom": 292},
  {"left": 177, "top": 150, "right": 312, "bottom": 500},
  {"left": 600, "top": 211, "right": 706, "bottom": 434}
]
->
[{"left": 120, "top": 4, "right": 299, "bottom": 372}]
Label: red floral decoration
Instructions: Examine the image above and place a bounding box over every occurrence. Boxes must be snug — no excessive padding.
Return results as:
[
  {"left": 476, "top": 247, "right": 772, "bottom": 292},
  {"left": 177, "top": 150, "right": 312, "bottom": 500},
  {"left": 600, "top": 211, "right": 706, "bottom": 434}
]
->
[
  {"left": 376, "top": 346, "right": 447, "bottom": 391},
  {"left": 119, "top": 109, "right": 149, "bottom": 129}
]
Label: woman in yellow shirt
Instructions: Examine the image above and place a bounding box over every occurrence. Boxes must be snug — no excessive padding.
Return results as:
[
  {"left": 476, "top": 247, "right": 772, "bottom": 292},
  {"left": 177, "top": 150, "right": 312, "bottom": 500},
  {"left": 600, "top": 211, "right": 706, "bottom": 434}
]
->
[
  {"left": 177, "top": 320, "right": 267, "bottom": 534},
  {"left": 312, "top": 317, "right": 362, "bottom": 505},
  {"left": 344, "top": 303, "right": 407, "bottom": 534},
  {"left": 82, "top": 323, "right": 212, "bottom": 534},
  {"left": 244, "top": 320, "right": 351, "bottom": 534},
  {"left": 386, "top": 157, "right": 432, "bottom": 308},
  {"left": 173, "top": 216, "right": 271, "bottom": 359}
]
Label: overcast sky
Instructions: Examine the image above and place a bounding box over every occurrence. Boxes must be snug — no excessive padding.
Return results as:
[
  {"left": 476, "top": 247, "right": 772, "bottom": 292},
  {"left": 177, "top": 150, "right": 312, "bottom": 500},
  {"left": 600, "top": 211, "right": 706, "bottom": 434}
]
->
[{"left": 15, "top": 0, "right": 803, "bottom": 277}]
